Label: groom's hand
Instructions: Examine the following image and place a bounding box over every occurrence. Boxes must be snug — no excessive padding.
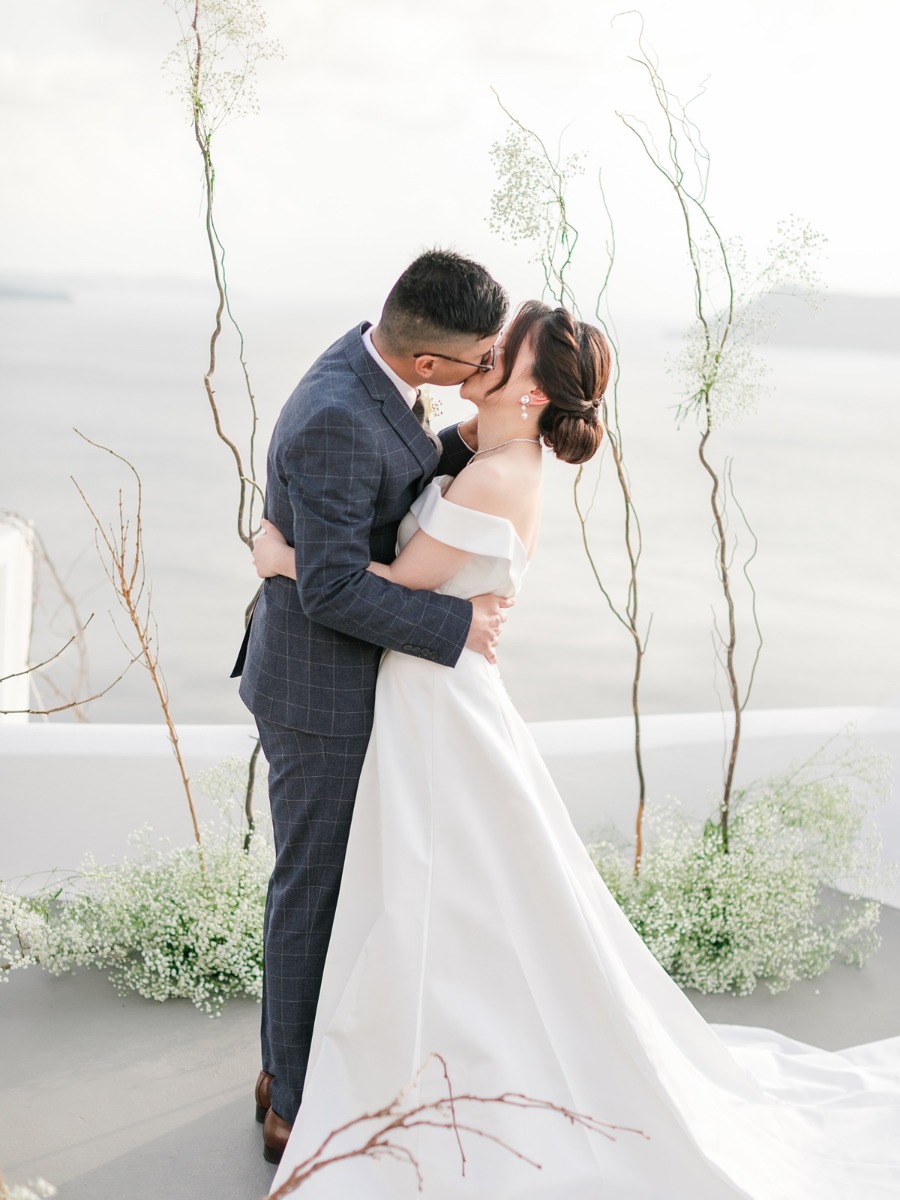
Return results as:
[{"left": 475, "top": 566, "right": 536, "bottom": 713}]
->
[{"left": 466, "top": 594, "right": 515, "bottom": 665}]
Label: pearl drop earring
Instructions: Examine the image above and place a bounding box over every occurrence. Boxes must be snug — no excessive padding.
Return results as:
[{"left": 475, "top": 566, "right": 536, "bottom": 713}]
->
[{"left": 520, "top": 395, "right": 531, "bottom": 421}]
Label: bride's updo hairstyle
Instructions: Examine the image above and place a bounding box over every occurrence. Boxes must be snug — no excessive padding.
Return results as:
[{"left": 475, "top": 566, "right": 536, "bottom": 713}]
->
[{"left": 488, "top": 300, "right": 610, "bottom": 465}]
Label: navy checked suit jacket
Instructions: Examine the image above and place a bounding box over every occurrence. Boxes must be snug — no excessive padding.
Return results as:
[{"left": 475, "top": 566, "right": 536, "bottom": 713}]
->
[{"left": 236, "top": 323, "right": 475, "bottom": 737}]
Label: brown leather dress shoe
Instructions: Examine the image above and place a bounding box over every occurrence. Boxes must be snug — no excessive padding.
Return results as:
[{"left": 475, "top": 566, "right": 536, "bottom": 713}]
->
[
  {"left": 263, "top": 1106, "right": 293, "bottom": 1165},
  {"left": 255, "top": 1070, "right": 274, "bottom": 1123}
]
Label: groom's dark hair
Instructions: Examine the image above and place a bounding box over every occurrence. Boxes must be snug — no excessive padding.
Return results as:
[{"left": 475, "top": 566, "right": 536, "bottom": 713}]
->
[{"left": 379, "top": 249, "right": 508, "bottom": 355}]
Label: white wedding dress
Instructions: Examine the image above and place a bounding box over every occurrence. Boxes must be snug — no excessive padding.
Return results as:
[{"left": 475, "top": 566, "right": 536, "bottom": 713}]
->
[{"left": 271, "top": 477, "right": 900, "bottom": 1199}]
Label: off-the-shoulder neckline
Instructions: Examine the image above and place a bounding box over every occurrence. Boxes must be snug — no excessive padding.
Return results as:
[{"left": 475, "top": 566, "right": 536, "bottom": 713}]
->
[{"left": 428, "top": 475, "right": 528, "bottom": 558}]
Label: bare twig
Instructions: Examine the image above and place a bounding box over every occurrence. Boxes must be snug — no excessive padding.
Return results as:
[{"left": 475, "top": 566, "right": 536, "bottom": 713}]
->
[
  {"left": 0, "top": 658, "right": 137, "bottom": 717},
  {"left": 725, "top": 461, "right": 763, "bottom": 709},
  {"left": 588, "top": 173, "right": 650, "bottom": 871},
  {"left": 266, "top": 1053, "right": 647, "bottom": 1198},
  {"left": 71, "top": 431, "right": 204, "bottom": 867},
  {"left": 0, "top": 510, "right": 102, "bottom": 720},
  {"left": 0, "top": 605, "right": 139, "bottom": 720},
  {"left": 0, "top": 620, "right": 92, "bottom": 683},
  {"left": 243, "top": 737, "right": 263, "bottom": 852}
]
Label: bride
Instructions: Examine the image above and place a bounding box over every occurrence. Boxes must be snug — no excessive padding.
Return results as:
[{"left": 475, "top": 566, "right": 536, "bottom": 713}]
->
[{"left": 252, "top": 300, "right": 900, "bottom": 1198}]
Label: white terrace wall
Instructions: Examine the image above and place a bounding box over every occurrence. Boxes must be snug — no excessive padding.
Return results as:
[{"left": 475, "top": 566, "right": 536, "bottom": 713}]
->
[
  {"left": 0, "top": 518, "right": 34, "bottom": 725},
  {"left": 2, "top": 707, "right": 898, "bottom": 904}
]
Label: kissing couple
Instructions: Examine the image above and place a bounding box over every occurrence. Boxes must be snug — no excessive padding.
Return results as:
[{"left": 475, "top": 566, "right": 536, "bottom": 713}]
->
[{"left": 235, "top": 250, "right": 900, "bottom": 1198}]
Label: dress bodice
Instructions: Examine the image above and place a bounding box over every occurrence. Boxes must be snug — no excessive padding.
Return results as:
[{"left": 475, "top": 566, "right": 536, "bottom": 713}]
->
[{"left": 397, "top": 475, "right": 527, "bottom": 601}]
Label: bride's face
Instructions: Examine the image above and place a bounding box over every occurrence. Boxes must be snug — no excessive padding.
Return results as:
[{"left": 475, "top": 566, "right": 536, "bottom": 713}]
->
[{"left": 458, "top": 333, "right": 537, "bottom": 410}]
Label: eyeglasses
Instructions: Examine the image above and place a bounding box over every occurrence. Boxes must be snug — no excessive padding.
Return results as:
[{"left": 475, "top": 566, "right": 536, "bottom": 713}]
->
[{"left": 412, "top": 345, "right": 497, "bottom": 373}]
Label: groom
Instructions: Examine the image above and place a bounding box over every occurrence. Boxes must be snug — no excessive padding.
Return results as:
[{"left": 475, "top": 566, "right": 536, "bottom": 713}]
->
[{"left": 234, "top": 249, "right": 510, "bottom": 1163}]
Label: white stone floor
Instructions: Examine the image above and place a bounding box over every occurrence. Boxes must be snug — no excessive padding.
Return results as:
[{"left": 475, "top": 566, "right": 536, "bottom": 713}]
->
[{"left": 2, "top": 904, "right": 899, "bottom": 1200}]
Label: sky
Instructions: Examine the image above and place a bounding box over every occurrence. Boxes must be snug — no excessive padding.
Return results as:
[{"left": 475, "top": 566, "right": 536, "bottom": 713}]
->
[
  {"left": 2, "top": 0, "right": 899, "bottom": 318},
  {"left": 1, "top": 0, "right": 899, "bottom": 727}
]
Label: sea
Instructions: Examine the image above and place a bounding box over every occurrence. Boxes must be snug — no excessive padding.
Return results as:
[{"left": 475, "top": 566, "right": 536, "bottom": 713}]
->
[{"left": 1, "top": 276, "right": 898, "bottom": 726}]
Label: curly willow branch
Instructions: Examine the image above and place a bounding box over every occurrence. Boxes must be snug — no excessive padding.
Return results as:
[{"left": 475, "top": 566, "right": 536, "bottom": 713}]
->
[
  {"left": 265, "top": 1053, "right": 647, "bottom": 1198},
  {"left": 489, "top": 96, "right": 650, "bottom": 871},
  {"left": 615, "top": 14, "right": 771, "bottom": 849},
  {"left": 164, "top": 0, "right": 279, "bottom": 548}
]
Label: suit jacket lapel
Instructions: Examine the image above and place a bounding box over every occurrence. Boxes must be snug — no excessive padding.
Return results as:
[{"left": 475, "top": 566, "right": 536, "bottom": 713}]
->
[{"left": 343, "top": 324, "right": 440, "bottom": 475}]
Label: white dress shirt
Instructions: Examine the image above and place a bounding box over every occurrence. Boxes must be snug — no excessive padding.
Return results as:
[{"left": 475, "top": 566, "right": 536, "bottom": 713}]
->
[{"left": 362, "top": 326, "right": 418, "bottom": 409}]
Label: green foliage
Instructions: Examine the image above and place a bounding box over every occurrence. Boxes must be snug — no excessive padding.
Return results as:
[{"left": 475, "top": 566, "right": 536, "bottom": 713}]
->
[
  {"left": 589, "top": 740, "right": 889, "bottom": 994},
  {"left": 0, "top": 759, "right": 272, "bottom": 1016}
]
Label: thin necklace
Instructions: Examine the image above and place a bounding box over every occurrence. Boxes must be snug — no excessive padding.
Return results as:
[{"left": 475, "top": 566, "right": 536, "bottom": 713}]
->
[{"left": 468, "top": 437, "right": 541, "bottom": 465}]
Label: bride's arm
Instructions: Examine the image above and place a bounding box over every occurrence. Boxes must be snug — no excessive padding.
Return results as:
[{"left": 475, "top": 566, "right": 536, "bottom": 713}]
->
[
  {"left": 252, "top": 520, "right": 297, "bottom": 579},
  {"left": 253, "top": 466, "right": 516, "bottom": 592},
  {"left": 368, "top": 531, "right": 471, "bottom": 591},
  {"left": 375, "top": 465, "right": 525, "bottom": 591},
  {"left": 252, "top": 516, "right": 472, "bottom": 591}
]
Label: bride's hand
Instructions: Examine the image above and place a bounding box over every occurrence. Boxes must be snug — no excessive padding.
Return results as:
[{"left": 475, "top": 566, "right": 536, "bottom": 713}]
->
[{"left": 252, "top": 519, "right": 296, "bottom": 580}]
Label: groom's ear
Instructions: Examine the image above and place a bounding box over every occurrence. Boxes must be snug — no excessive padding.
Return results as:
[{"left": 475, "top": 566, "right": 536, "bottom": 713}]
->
[{"left": 412, "top": 354, "right": 437, "bottom": 380}]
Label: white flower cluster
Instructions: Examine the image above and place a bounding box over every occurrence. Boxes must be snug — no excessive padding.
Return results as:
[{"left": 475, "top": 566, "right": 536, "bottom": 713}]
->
[
  {"left": 671, "top": 218, "right": 827, "bottom": 430},
  {"left": 0, "top": 1179, "right": 56, "bottom": 1200},
  {"left": 589, "top": 741, "right": 889, "bottom": 995},
  {"left": 418, "top": 385, "right": 441, "bottom": 425},
  {"left": 163, "top": 0, "right": 284, "bottom": 133},
  {"left": 488, "top": 125, "right": 584, "bottom": 266},
  {"left": 1, "top": 759, "right": 273, "bottom": 1016},
  {"left": 669, "top": 322, "right": 771, "bottom": 431}
]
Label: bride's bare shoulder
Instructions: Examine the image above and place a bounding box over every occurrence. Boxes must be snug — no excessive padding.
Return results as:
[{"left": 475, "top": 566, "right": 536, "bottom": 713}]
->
[{"left": 443, "top": 458, "right": 539, "bottom": 524}]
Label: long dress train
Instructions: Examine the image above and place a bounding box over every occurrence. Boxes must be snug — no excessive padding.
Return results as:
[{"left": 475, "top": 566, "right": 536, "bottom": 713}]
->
[{"left": 270, "top": 477, "right": 900, "bottom": 1199}]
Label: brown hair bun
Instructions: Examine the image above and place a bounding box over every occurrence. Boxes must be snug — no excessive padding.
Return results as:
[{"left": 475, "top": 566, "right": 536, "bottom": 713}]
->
[{"left": 487, "top": 301, "right": 611, "bottom": 466}]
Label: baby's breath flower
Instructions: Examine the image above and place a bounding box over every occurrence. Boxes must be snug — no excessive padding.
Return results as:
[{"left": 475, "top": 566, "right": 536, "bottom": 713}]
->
[
  {"left": 671, "top": 219, "right": 827, "bottom": 429},
  {"left": 0, "top": 1179, "right": 57, "bottom": 1200},
  {"left": 1, "top": 758, "right": 272, "bottom": 1016},
  {"left": 488, "top": 120, "right": 584, "bottom": 294},
  {"left": 163, "top": 0, "right": 284, "bottom": 134},
  {"left": 589, "top": 736, "right": 889, "bottom": 995}
]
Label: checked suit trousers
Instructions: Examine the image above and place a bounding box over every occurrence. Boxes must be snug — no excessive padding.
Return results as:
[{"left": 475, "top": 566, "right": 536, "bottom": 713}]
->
[{"left": 255, "top": 717, "right": 370, "bottom": 1124}]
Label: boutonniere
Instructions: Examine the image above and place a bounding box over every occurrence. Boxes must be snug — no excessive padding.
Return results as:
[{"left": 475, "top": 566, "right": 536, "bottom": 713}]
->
[{"left": 419, "top": 385, "right": 442, "bottom": 425}]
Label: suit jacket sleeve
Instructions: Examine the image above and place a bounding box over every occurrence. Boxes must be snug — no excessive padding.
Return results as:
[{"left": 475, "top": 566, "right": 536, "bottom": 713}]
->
[
  {"left": 283, "top": 405, "right": 473, "bottom": 666},
  {"left": 436, "top": 422, "right": 475, "bottom": 476}
]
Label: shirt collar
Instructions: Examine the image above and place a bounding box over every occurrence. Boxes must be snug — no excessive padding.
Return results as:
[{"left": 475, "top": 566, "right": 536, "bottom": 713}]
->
[{"left": 362, "top": 325, "right": 418, "bottom": 409}]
